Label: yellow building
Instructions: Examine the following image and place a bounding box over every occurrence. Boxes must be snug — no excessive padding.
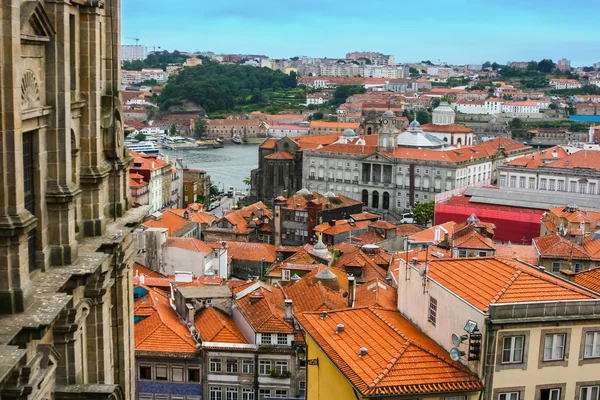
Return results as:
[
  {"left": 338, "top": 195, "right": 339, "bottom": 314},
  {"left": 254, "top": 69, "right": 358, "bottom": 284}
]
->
[{"left": 297, "top": 307, "right": 483, "bottom": 399}]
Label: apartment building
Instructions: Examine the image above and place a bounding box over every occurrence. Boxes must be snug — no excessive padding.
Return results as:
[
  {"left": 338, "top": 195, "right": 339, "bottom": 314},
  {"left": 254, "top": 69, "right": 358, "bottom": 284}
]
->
[{"left": 397, "top": 256, "right": 600, "bottom": 400}]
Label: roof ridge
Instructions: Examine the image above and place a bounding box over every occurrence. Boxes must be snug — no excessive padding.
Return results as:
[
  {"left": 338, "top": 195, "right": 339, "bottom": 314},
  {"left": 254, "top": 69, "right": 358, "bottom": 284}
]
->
[
  {"left": 490, "top": 268, "right": 522, "bottom": 305},
  {"left": 369, "top": 341, "right": 411, "bottom": 388}
]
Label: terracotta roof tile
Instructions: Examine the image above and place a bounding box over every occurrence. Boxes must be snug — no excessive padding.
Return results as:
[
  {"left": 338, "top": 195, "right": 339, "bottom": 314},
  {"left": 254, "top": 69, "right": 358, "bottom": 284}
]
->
[
  {"left": 408, "top": 221, "right": 456, "bottom": 245},
  {"left": 423, "top": 257, "right": 597, "bottom": 312},
  {"left": 297, "top": 307, "right": 483, "bottom": 397},
  {"left": 354, "top": 279, "right": 397, "bottom": 309},
  {"left": 575, "top": 266, "right": 600, "bottom": 293},
  {"left": 232, "top": 281, "right": 294, "bottom": 333},
  {"left": 396, "top": 224, "right": 423, "bottom": 236},
  {"left": 213, "top": 241, "right": 277, "bottom": 263},
  {"left": 333, "top": 250, "right": 388, "bottom": 283},
  {"left": 314, "top": 219, "right": 371, "bottom": 235},
  {"left": 350, "top": 230, "right": 384, "bottom": 246},
  {"left": 134, "top": 285, "right": 197, "bottom": 354},
  {"left": 533, "top": 234, "right": 590, "bottom": 260},
  {"left": 142, "top": 209, "right": 193, "bottom": 236},
  {"left": 350, "top": 212, "right": 381, "bottom": 221},
  {"left": 170, "top": 208, "right": 218, "bottom": 224},
  {"left": 282, "top": 266, "right": 348, "bottom": 312},
  {"left": 166, "top": 237, "right": 214, "bottom": 255},
  {"left": 265, "top": 151, "right": 294, "bottom": 160},
  {"left": 494, "top": 244, "right": 539, "bottom": 265},
  {"left": 194, "top": 307, "right": 248, "bottom": 344}
]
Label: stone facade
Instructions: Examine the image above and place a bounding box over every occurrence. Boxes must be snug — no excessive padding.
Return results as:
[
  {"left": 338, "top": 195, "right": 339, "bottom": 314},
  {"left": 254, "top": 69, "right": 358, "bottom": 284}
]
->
[{"left": 0, "top": 1, "right": 145, "bottom": 399}]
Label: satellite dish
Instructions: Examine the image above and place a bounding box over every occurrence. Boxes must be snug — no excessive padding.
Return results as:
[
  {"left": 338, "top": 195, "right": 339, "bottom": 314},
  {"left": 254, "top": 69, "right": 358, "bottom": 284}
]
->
[
  {"left": 452, "top": 334, "right": 468, "bottom": 347},
  {"left": 418, "top": 263, "right": 428, "bottom": 277},
  {"left": 450, "top": 347, "right": 465, "bottom": 361}
]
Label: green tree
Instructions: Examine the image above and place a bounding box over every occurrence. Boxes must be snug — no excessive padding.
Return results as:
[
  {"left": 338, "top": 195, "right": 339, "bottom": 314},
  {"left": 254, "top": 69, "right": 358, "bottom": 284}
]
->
[
  {"left": 509, "top": 118, "right": 523, "bottom": 130},
  {"left": 548, "top": 103, "right": 558, "bottom": 110},
  {"left": 526, "top": 61, "right": 538, "bottom": 71},
  {"left": 134, "top": 132, "right": 146, "bottom": 141},
  {"left": 537, "top": 59, "right": 555, "bottom": 73},
  {"left": 242, "top": 176, "right": 251, "bottom": 187},
  {"left": 194, "top": 118, "right": 207, "bottom": 138},
  {"left": 432, "top": 98, "right": 441, "bottom": 108},
  {"left": 311, "top": 111, "right": 324, "bottom": 120},
  {"left": 169, "top": 124, "right": 178, "bottom": 136},
  {"left": 491, "top": 62, "right": 499, "bottom": 71},
  {"left": 209, "top": 184, "right": 219, "bottom": 196},
  {"left": 413, "top": 200, "right": 435, "bottom": 226}
]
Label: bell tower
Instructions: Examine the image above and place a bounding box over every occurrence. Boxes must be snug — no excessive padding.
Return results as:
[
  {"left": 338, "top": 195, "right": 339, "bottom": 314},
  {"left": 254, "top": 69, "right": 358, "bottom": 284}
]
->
[{"left": 378, "top": 110, "right": 397, "bottom": 152}]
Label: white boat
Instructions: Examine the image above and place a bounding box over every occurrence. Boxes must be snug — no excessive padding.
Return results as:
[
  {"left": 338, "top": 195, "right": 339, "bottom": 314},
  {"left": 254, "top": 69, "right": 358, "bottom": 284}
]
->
[{"left": 125, "top": 140, "right": 160, "bottom": 154}]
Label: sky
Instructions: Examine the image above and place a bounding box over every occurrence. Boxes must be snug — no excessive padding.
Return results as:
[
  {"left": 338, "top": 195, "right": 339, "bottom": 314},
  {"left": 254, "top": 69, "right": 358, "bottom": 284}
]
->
[{"left": 122, "top": 0, "right": 600, "bottom": 67}]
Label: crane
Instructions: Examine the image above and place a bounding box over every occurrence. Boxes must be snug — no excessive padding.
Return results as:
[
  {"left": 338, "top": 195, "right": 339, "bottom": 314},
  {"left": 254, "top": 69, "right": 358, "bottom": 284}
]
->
[{"left": 125, "top": 37, "right": 141, "bottom": 60}]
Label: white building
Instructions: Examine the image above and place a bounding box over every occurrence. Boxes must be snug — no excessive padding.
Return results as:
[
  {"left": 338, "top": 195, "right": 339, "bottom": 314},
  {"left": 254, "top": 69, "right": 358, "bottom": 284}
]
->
[
  {"left": 501, "top": 101, "right": 540, "bottom": 114},
  {"left": 121, "top": 44, "right": 147, "bottom": 61},
  {"left": 453, "top": 99, "right": 487, "bottom": 115},
  {"left": 267, "top": 124, "right": 309, "bottom": 138},
  {"left": 121, "top": 68, "right": 168, "bottom": 85},
  {"left": 549, "top": 78, "right": 582, "bottom": 89},
  {"left": 302, "top": 108, "right": 532, "bottom": 214},
  {"left": 485, "top": 98, "right": 504, "bottom": 114}
]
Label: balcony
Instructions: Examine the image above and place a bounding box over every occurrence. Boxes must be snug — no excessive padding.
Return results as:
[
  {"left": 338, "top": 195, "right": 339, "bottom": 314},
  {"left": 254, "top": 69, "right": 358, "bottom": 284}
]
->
[
  {"left": 352, "top": 180, "right": 359, "bottom": 184},
  {"left": 336, "top": 179, "right": 343, "bottom": 183},
  {"left": 317, "top": 177, "right": 324, "bottom": 181},
  {"left": 344, "top": 179, "right": 351, "bottom": 183}
]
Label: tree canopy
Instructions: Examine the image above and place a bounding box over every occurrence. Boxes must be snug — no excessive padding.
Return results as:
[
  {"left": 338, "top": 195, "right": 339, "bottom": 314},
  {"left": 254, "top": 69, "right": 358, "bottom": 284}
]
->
[
  {"left": 157, "top": 60, "right": 298, "bottom": 114},
  {"left": 413, "top": 200, "right": 435, "bottom": 226},
  {"left": 122, "top": 50, "right": 191, "bottom": 71}
]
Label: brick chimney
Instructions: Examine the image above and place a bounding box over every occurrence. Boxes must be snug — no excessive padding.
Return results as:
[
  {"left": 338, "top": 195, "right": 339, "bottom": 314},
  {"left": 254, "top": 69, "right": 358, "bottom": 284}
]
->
[{"left": 347, "top": 276, "right": 356, "bottom": 308}]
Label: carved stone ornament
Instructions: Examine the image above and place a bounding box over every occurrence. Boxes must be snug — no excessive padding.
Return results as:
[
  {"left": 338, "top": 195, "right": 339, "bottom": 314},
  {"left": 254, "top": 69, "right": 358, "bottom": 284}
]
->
[{"left": 21, "top": 70, "right": 41, "bottom": 110}]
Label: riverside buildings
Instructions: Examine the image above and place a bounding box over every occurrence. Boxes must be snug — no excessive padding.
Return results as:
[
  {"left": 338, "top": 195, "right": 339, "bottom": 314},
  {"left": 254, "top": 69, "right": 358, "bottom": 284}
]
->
[{"left": 0, "top": 0, "right": 145, "bottom": 399}]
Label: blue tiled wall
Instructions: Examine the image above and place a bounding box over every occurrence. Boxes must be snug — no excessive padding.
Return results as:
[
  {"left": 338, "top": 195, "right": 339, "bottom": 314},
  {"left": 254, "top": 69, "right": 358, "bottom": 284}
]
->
[{"left": 137, "top": 381, "right": 202, "bottom": 396}]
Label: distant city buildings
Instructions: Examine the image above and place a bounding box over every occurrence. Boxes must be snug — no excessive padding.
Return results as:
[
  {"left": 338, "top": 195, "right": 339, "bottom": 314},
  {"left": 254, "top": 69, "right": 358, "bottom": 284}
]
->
[
  {"left": 557, "top": 57, "right": 572, "bottom": 72},
  {"left": 122, "top": 44, "right": 147, "bottom": 61},
  {"left": 122, "top": 68, "right": 168, "bottom": 85}
]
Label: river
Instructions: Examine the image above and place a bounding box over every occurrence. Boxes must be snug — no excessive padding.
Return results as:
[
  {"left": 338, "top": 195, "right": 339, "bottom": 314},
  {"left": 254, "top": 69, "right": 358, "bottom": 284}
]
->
[{"left": 161, "top": 143, "right": 259, "bottom": 193}]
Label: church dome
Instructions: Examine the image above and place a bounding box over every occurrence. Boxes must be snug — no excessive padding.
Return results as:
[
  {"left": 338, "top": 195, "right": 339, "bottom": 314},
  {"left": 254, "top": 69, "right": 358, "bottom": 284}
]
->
[
  {"left": 432, "top": 101, "right": 456, "bottom": 126},
  {"left": 382, "top": 110, "right": 395, "bottom": 118},
  {"left": 409, "top": 119, "right": 421, "bottom": 129},
  {"left": 343, "top": 128, "right": 357, "bottom": 138}
]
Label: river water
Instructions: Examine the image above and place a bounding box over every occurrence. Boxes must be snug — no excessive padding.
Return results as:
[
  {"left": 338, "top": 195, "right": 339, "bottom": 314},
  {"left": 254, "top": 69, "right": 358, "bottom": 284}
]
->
[{"left": 161, "top": 144, "right": 259, "bottom": 193}]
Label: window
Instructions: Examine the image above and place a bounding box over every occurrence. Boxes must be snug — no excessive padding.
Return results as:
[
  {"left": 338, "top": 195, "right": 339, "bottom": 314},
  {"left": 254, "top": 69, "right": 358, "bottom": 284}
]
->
[
  {"left": 499, "top": 176, "right": 506, "bottom": 186},
  {"left": 575, "top": 263, "right": 584, "bottom": 273},
  {"left": 210, "top": 387, "right": 223, "bottom": 400},
  {"left": 23, "top": 131, "right": 36, "bottom": 271},
  {"left": 274, "top": 390, "right": 288, "bottom": 398},
  {"left": 155, "top": 366, "right": 167, "bottom": 381},
  {"left": 282, "top": 269, "right": 290, "bottom": 281},
  {"left": 259, "top": 389, "right": 271, "bottom": 399},
  {"left": 580, "top": 183, "right": 587, "bottom": 194},
  {"left": 478, "top": 251, "right": 487, "bottom": 257},
  {"left": 580, "top": 386, "right": 599, "bottom": 400},
  {"left": 498, "top": 393, "right": 519, "bottom": 400},
  {"left": 551, "top": 262, "right": 561, "bottom": 273},
  {"left": 502, "top": 336, "right": 524, "bottom": 363},
  {"left": 510, "top": 177, "right": 516, "bottom": 187},
  {"left": 458, "top": 249, "right": 467, "bottom": 257},
  {"left": 570, "top": 181, "right": 576, "bottom": 192},
  {"left": 275, "top": 361, "right": 288, "bottom": 375},
  {"left": 428, "top": 296, "right": 437, "bottom": 325},
  {"left": 242, "top": 388, "right": 254, "bottom": 400},
  {"left": 544, "top": 334, "right": 566, "bottom": 361},
  {"left": 188, "top": 368, "right": 200, "bottom": 382},
  {"left": 585, "top": 331, "right": 600, "bottom": 358},
  {"left": 277, "top": 333, "right": 288, "bottom": 345},
  {"left": 549, "top": 179, "right": 555, "bottom": 191},
  {"left": 259, "top": 360, "right": 271, "bottom": 375},
  {"left": 171, "top": 366, "right": 184, "bottom": 382},
  {"left": 184, "top": 185, "right": 189, "bottom": 191},
  {"left": 210, "top": 358, "right": 222, "bottom": 373},
  {"left": 226, "top": 359, "right": 238, "bottom": 373},
  {"left": 590, "top": 183, "right": 597, "bottom": 195},
  {"left": 242, "top": 359, "right": 254, "bottom": 374},
  {"left": 540, "top": 179, "right": 547, "bottom": 190},
  {"left": 299, "top": 381, "right": 306, "bottom": 391},
  {"left": 261, "top": 333, "right": 271, "bottom": 344},
  {"left": 226, "top": 388, "right": 238, "bottom": 400},
  {"left": 557, "top": 180, "right": 565, "bottom": 191},
  {"left": 519, "top": 177, "right": 526, "bottom": 188},
  {"left": 139, "top": 365, "right": 152, "bottom": 380},
  {"left": 539, "top": 389, "right": 560, "bottom": 400}
]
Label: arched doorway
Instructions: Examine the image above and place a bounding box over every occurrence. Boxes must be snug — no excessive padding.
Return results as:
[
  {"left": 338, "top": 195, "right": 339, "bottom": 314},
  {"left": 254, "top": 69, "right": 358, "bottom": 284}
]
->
[
  {"left": 372, "top": 191, "right": 379, "bottom": 209},
  {"left": 457, "top": 137, "right": 462, "bottom": 146},
  {"left": 382, "top": 192, "right": 390, "bottom": 209},
  {"left": 367, "top": 127, "right": 372, "bottom": 135},
  {"left": 361, "top": 190, "right": 369, "bottom": 206},
  {"left": 443, "top": 137, "right": 448, "bottom": 142}
]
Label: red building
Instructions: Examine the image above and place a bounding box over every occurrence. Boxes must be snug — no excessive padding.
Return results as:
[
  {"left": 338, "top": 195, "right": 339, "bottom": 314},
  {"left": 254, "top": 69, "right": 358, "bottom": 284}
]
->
[{"left": 435, "top": 195, "right": 545, "bottom": 244}]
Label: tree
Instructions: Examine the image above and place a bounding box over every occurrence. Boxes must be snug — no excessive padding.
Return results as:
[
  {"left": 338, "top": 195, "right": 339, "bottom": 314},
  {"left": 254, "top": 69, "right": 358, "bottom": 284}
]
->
[
  {"left": 134, "top": 132, "right": 146, "bottom": 141},
  {"left": 548, "top": 103, "right": 558, "bottom": 110},
  {"left": 413, "top": 200, "right": 435, "bottom": 226},
  {"left": 537, "top": 59, "right": 555, "bottom": 73},
  {"left": 311, "top": 111, "right": 324, "bottom": 120},
  {"left": 169, "top": 124, "right": 178, "bottom": 136},
  {"left": 491, "top": 62, "right": 499, "bottom": 71},
  {"left": 482, "top": 61, "right": 491, "bottom": 70},
  {"left": 526, "top": 61, "right": 538, "bottom": 71},
  {"left": 209, "top": 184, "right": 219, "bottom": 196},
  {"left": 242, "top": 176, "right": 251, "bottom": 187},
  {"left": 509, "top": 118, "right": 523, "bottom": 130},
  {"left": 432, "top": 98, "right": 441, "bottom": 108},
  {"left": 194, "top": 118, "right": 207, "bottom": 138}
]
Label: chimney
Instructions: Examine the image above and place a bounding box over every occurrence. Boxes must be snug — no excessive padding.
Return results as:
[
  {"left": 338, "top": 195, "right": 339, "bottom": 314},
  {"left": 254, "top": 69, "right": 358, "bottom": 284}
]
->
[
  {"left": 186, "top": 303, "right": 194, "bottom": 323},
  {"left": 284, "top": 299, "right": 293, "bottom": 322},
  {"left": 347, "top": 276, "right": 356, "bottom": 308},
  {"left": 321, "top": 310, "right": 328, "bottom": 319},
  {"left": 335, "top": 324, "right": 345, "bottom": 334},
  {"left": 140, "top": 274, "right": 145, "bottom": 284}
]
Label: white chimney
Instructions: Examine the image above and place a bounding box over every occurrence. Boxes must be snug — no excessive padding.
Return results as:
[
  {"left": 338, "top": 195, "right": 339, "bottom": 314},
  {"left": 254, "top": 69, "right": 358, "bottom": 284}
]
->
[
  {"left": 284, "top": 299, "right": 293, "bottom": 322},
  {"left": 140, "top": 274, "right": 145, "bottom": 284}
]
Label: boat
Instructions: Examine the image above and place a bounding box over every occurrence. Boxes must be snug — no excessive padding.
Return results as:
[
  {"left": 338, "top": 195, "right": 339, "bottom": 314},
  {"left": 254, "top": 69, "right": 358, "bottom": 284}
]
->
[
  {"left": 125, "top": 140, "right": 160, "bottom": 154},
  {"left": 215, "top": 137, "right": 223, "bottom": 144},
  {"left": 232, "top": 135, "right": 242, "bottom": 144}
]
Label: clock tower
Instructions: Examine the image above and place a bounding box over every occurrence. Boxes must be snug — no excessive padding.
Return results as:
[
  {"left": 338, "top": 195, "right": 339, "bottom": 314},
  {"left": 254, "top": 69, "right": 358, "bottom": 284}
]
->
[{"left": 378, "top": 110, "right": 397, "bottom": 152}]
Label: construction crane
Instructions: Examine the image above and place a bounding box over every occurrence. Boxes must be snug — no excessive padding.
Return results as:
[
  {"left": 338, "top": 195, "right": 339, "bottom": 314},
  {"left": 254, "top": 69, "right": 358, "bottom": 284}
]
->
[{"left": 125, "top": 36, "right": 141, "bottom": 60}]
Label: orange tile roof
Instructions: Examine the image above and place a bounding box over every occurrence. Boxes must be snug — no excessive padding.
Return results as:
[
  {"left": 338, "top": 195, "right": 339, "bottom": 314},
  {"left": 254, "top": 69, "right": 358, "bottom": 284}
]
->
[
  {"left": 142, "top": 209, "right": 192, "bottom": 236},
  {"left": 279, "top": 191, "right": 362, "bottom": 211},
  {"left": 350, "top": 230, "right": 384, "bottom": 246},
  {"left": 423, "top": 257, "right": 597, "bottom": 312},
  {"left": 259, "top": 138, "right": 278, "bottom": 149},
  {"left": 297, "top": 307, "right": 483, "bottom": 397},
  {"left": 194, "top": 307, "right": 248, "bottom": 344},
  {"left": 575, "top": 266, "right": 600, "bottom": 293},
  {"left": 452, "top": 228, "right": 495, "bottom": 250},
  {"left": 533, "top": 234, "right": 590, "bottom": 260},
  {"left": 166, "top": 237, "right": 213, "bottom": 255},
  {"left": 584, "top": 236, "right": 600, "bottom": 258},
  {"left": 332, "top": 241, "right": 361, "bottom": 254},
  {"left": 545, "top": 150, "right": 600, "bottom": 170},
  {"left": 547, "top": 206, "right": 600, "bottom": 225},
  {"left": 408, "top": 221, "right": 456, "bottom": 245},
  {"left": 216, "top": 201, "right": 272, "bottom": 234},
  {"left": 169, "top": 208, "right": 218, "bottom": 224},
  {"left": 282, "top": 266, "right": 348, "bottom": 312},
  {"left": 350, "top": 212, "right": 380, "bottom": 221},
  {"left": 232, "top": 281, "right": 294, "bottom": 333},
  {"left": 131, "top": 154, "right": 171, "bottom": 172},
  {"left": 134, "top": 285, "right": 197, "bottom": 354},
  {"left": 369, "top": 220, "right": 396, "bottom": 230},
  {"left": 333, "top": 249, "right": 388, "bottom": 283},
  {"left": 354, "top": 279, "right": 397, "bottom": 309},
  {"left": 264, "top": 151, "right": 294, "bottom": 160},
  {"left": 316, "top": 143, "right": 378, "bottom": 155},
  {"left": 216, "top": 241, "right": 277, "bottom": 263},
  {"left": 494, "top": 244, "right": 539, "bottom": 265},
  {"left": 396, "top": 224, "right": 423, "bottom": 236},
  {"left": 314, "top": 219, "right": 371, "bottom": 235},
  {"left": 309, "top": 121, "right": 361, "bottom": 129}
]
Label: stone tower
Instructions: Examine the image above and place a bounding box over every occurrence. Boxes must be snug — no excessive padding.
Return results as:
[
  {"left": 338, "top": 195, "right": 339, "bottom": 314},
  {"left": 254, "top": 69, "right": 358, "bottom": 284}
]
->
[
  {"left": 0, "top": 1, "right": 145, "bottom": 399},
  {"left": 378, "top": 109, "right": 398, "bottom": 152}
]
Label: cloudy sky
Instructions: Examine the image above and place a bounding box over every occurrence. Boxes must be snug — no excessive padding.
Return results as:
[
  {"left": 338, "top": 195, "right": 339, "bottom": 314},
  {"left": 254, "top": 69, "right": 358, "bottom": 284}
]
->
[{"left": 122, "top": 0, "right": 600, "bottom": 66}]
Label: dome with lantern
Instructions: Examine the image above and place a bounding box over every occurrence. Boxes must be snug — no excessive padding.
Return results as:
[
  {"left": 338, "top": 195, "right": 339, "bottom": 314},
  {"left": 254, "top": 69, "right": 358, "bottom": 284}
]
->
[{"left": 432, "top": 101, "right": 456, "bottom": 126}]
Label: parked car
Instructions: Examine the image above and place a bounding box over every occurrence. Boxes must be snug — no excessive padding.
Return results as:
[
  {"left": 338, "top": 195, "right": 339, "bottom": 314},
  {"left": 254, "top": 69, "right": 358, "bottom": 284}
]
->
[{"left": 400, "top": 213, "right": 414, "bottom": 224}]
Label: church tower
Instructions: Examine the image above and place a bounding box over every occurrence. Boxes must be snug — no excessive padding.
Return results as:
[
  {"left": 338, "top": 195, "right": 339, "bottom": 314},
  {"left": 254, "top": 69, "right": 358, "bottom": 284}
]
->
[{"left": 378, "top": 110, "right": 398, "bottom": 152}]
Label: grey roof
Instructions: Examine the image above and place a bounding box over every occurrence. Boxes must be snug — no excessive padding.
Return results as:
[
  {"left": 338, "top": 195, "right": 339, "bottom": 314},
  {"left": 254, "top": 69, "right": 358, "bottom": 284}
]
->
[
  {"left": 178, "top": 285, "right": 232, "bottom": 299},
  {"left": 382, "top": 110, "right": 395, "bottom": 117},
  {"left": 462, "top": 187, "right": 600, "bottom": 212},
  {"left": 314, "top": 268, "right": 338, "bottom": 280},
  {"left": 397, "top": 129, "right": 447, "bottom": 149}
]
